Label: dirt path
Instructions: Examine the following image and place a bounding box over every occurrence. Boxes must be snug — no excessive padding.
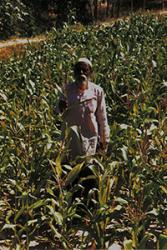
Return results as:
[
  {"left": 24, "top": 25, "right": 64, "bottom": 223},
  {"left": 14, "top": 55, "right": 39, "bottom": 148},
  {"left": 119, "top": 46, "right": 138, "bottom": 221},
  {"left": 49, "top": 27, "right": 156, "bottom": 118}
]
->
[
  {"left": 0, "top": 36, "right": 45, "bottom": 49},
  {"left": 0, "top": 36, "right": 46, "bottom": 60}
]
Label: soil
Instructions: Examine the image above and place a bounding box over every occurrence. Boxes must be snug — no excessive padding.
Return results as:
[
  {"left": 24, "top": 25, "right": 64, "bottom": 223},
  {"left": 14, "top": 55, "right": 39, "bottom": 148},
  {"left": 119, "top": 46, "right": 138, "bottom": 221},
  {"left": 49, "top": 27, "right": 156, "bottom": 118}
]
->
[
  {"left": 0, "top": 36, "right": 45, "bottom": 60},
  {"left": 0, "top": 36, "right": 45, "bottom": 49}
]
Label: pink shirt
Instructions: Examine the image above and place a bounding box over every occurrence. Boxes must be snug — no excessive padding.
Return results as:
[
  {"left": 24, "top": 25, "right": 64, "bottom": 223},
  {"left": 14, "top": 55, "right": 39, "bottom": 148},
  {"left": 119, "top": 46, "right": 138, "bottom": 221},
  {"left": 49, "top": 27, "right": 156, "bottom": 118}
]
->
[{"left": 61, "top": 81, "right": 110, "bottom": 144}]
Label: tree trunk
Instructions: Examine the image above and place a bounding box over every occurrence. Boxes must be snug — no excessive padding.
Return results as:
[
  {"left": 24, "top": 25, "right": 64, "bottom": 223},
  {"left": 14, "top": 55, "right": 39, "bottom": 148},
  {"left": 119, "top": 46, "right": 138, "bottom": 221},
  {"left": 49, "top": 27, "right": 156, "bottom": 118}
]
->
[
  {"left": 56, "top": 0, "right": 69, "bottom": 27},
  {"left": 93, "top": 0, "right": 98, "bottom": 20},
  {"left": 110, "top": 0, "right": 114, "bottom": 17},
  {"left": 131, "top": 0, "right": 133, "bottom": 12},
  {"left": 116, "top": 0, "right": 121, "bottom": 18},
  {"left": 106, "top": 0, "right": 110, "bottom": 17}
]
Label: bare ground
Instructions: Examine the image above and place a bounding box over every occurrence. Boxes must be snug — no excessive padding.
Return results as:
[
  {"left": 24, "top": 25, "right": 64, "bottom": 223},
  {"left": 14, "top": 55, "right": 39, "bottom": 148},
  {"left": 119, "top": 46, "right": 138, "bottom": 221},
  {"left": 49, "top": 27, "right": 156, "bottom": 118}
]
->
[
  {"left": 0, "top": 36, "right": 45, "bottom": 49},
  {"left": 0, "top": 36, "right": 45, "bottom": 60}
]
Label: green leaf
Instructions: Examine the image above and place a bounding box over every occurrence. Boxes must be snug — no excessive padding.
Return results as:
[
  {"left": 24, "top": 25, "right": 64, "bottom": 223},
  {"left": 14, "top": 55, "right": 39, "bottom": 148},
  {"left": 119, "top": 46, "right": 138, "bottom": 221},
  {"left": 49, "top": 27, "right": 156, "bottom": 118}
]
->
[
  {"left": 14, "top": 206, "right": 25, "bottom": 223},
  {"left": 29, "top": 199, "right": 45, "bottom": 210},
  {"left": 27, "top": 219, "right": 38, "bottom": 226},
  {"left": 55, "top": 154, "right": 62, "bottom": 177},
  {"left": 115, "top": 197, "right": 128, "bottom": 205},
  {"left": 159, "top": 234, "right": 167, "bottom": 250},
  {"left": 1, "top": 224, "right": 16, "bottom": 231},
  {"left": 47, "top": 187, "right": 55, "bottom": 197},
  {"left": 49, "top": 222, "right": 62, "bottom": 239},
  {"left": 160, "top": 185, "right": 167, "bottom": 195},
  {"left": 0, "top": 91, "right": 7, "bottom": 101},
  {"left": 64, "top": 162, "right": 84, "bottom": 187},
  {"left": 29, "top": 79, "right": 35, "bottom": 90},
  {"left": 146, "top": 208, "right": 158, "bottom": 216},
  {"left": 8, "top": 179, "right": 23, "bottom": 193},
  {"left": 121, "top": 145, "right": 128, "bottom": 162},
  {"left": 124, "top": 239, "right": 133, "bottom": 250},
  {"left": 47, "top": 206, "right": 63, "bottom": 225},
  {"left": 69, "top": 125, "right": 82, "bottom": 144},
  {"left": 138, "top": 233, "right": 155, "bottom": 249}
]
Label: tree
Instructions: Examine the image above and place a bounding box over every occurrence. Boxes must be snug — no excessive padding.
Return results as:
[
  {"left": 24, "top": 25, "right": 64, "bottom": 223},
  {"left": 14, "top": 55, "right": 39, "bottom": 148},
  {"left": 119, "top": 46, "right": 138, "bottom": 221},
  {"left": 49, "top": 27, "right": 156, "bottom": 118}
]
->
[
  {"left": 55, "top": 0, "right": 72, "bottom": 27},
  {"left": 75, "top": 0, "right": 93, "bottom": 24},
  {"left": 0, "top": 0, "right": 28, "bottom": 39}
]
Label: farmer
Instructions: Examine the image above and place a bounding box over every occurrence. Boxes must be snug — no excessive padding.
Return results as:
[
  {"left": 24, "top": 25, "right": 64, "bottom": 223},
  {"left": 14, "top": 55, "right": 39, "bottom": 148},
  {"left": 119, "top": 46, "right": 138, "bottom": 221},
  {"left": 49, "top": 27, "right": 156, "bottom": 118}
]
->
[{"left": 58, "top": 58, "right": 110, "bottom": 160}]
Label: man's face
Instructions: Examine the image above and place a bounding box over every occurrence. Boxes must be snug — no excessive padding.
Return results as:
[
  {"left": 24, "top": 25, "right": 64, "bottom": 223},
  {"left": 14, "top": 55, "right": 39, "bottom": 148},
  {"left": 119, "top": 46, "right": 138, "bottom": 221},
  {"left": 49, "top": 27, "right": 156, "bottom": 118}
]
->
[
  {"left": 76, "top": 74, "right": 88, "bottom": 91},
  {"left": 74, "top": 62, "right": 90, "bottom": 90}
]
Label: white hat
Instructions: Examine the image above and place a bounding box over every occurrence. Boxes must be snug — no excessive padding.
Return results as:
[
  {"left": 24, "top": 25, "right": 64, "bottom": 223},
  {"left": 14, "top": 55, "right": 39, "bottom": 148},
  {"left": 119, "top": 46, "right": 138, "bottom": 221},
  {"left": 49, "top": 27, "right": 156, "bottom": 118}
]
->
[{"left": 78, "top": 57, "right": 92, "bottom": 68}]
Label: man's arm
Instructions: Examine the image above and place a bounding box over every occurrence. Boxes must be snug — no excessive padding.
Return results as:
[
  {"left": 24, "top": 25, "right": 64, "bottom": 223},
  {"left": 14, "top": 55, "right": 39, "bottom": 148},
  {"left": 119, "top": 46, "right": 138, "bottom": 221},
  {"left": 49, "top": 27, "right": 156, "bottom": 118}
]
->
[{"left": 58, "top": 97, "right": 67, "bottom": 113}]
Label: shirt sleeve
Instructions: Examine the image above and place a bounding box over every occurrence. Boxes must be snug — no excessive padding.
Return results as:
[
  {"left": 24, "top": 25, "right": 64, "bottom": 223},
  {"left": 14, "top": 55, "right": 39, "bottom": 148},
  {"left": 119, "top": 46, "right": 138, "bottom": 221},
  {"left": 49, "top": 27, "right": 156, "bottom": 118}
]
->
[
  {"left": 95, "top": 88, "right": 110, "bottom": 144},
  {"left": 58, "top": 94, "right": 67, "bottom": 113}
]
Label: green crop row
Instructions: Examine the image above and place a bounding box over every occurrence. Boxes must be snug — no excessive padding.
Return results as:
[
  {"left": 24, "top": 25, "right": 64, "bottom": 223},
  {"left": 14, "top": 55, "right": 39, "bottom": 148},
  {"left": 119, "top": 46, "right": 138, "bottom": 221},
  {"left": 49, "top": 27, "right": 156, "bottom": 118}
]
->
[{"left": 0, "top": 14, "right": 167, "bottom": 249}]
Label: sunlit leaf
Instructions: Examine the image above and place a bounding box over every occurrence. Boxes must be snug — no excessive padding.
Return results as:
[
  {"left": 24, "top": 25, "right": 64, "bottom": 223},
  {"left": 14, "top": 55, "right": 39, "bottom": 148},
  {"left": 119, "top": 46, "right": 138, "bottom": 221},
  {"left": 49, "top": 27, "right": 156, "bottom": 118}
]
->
[
  {"left": 124, "top": 239, "right": 133, "bottom": 250},
  {"left": 64, "top": 162, "right": 84, "bottom": 187},
  {"left": 159, "top": 234, "right": 167, "bottom": 250}
]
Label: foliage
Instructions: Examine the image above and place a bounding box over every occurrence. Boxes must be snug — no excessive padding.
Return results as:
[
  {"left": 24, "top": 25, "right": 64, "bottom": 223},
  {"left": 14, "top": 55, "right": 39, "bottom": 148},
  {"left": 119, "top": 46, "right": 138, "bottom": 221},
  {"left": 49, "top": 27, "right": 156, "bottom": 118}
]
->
[
  {"left": 0, "top": 14, "right": 167, "bottom": 249},
  {"left": 1, "top": 0, "right": 166, "bottom": 40},
  {"left": 0, "top": 0, "right": 29, "bottom": 39}
]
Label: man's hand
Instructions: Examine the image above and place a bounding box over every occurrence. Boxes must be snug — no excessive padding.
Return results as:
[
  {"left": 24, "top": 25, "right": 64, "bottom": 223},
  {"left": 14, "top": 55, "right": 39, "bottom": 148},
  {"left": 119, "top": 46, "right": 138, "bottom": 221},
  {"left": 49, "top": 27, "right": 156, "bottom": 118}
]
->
[
  {"left": 97, "top": 142, "right": 108, "bottom": 154},
  {"left": 59, "top": 99, "right": 67, "bottom": 113}
]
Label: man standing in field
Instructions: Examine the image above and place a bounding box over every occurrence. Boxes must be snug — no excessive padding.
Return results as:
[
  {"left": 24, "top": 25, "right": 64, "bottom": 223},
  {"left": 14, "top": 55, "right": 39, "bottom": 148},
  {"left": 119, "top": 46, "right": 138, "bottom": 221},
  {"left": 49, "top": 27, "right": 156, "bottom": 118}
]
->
[{"left": 58, "top": 58, "right": 110, "bottom": 160}]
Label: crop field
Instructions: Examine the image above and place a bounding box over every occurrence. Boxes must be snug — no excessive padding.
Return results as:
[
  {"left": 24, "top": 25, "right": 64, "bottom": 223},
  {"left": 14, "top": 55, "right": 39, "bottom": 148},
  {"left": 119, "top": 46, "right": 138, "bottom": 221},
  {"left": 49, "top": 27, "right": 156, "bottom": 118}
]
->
[{"left": 0, "top": 14, "right": 167, "bottom": 249}]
